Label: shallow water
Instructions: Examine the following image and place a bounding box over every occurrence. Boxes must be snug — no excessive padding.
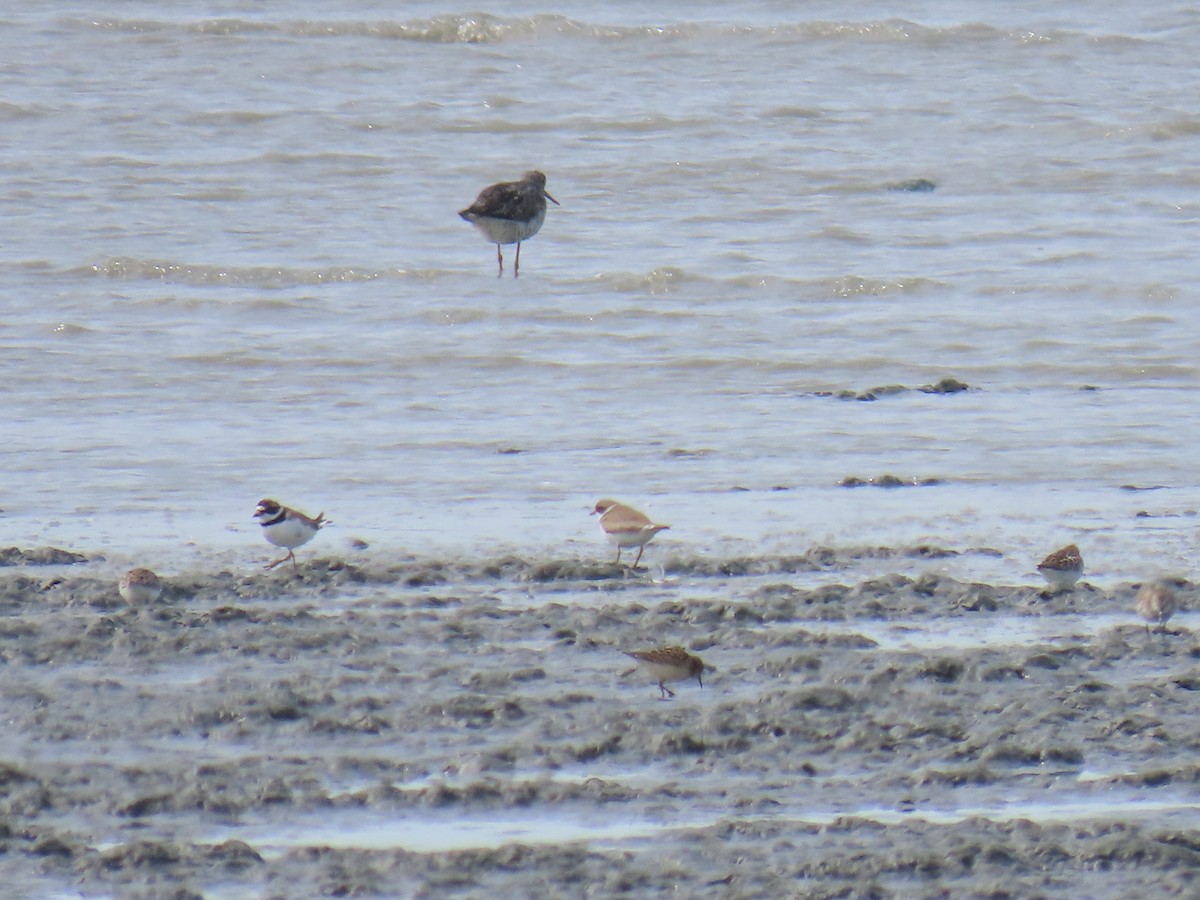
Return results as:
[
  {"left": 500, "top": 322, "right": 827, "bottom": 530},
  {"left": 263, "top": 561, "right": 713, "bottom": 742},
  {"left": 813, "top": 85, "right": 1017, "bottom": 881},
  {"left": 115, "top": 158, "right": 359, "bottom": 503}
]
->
[
  {"left": 2, "top": 1, "right": 1200, "bottom": 585},
  {"left": 220, "top": 789, "right": 1200, "bottom": 857}
]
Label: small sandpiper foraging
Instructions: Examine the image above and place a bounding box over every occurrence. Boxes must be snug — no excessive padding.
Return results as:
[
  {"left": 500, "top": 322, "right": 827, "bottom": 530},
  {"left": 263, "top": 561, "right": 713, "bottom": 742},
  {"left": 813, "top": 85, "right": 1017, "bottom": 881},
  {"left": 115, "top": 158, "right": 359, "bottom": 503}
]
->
[
  {"left": 1036, "top": 543, "right": 1083, "bottom": 592},
  {"left": 118, "top": 568, "right": 163, "bottom": 607},
  {"left": 592, "top": 498, "right": 670, "bottom": 568},
  {"left": 1135, "top": 581, "right": 1178, "bottom": 635},
  {"left": 253, "top": 499, "right": 326, "bottom": 571},
  {"left": 459, "top": 170, "right": 558, "bottom": 277},
  {"left": 621, "top": 647, "right": 705, "bottom": 700}
]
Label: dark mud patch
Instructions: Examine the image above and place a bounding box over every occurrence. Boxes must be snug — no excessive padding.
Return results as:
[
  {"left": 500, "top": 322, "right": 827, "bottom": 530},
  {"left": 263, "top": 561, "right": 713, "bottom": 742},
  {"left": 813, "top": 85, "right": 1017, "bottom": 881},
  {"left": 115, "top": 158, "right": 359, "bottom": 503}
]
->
[
  {"left": 0, "top": 545, "right": 1024, "bottom": 605},
  {"left": 0, "top": 546, "right": 89, "bottom": 567},
  {"left": 840, "top": 474, "right": 945, "bottom": 488},
  {"left": 0, "top": 550, "right": 1198, "bottom": 896},
  {"left": 886, "top": 177, "right": 937, "bottom": 192},
  {"left": 815, "top": 377, "right": 971, "bottom": 402}
]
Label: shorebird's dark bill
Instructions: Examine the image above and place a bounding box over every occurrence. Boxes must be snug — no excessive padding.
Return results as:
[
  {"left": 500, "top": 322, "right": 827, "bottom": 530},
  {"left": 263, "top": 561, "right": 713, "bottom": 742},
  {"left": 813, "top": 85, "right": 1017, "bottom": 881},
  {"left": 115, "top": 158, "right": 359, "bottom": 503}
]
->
[{"left": 545, "top": 191, "right": 560, "bottom": 205}]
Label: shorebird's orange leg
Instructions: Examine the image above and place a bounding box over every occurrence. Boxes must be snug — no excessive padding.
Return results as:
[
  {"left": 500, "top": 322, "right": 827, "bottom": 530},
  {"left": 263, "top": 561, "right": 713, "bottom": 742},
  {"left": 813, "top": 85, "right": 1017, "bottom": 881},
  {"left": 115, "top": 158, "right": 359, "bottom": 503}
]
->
[{"left": 265, "top": 550, "right": 295, "bottom": 570}]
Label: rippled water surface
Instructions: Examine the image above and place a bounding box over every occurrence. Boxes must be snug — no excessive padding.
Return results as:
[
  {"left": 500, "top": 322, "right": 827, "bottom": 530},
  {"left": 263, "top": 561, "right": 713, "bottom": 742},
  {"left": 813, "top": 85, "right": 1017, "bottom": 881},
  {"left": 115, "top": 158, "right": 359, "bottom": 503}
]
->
[{"left": 4, "top": 2, "right": 1200, "bottom": 580}]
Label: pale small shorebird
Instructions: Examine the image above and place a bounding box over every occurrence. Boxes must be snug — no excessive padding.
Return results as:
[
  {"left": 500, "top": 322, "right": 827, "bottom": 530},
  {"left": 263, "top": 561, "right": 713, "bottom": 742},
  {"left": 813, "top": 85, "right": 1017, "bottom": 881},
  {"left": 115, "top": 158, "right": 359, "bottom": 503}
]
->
[
  {"left": 1037, "top": 543, "right": 1083, "bottom": 592},
  {"left": 591, "top": 498, "right": 670, "bottom": 568},
  {"left": 459, "top": 170, "right": 559, "bottom": 277},
  {"left": 1135, "top": 581, "right": 1178, "bottom": 635},
  {"left": 118, "top": 568, "right": 162, "bottom": 606},
  {"left": 253, "top": 499, "right": 326, "bottom": 570},
  {"left": 622, "top": 647, "right": 705, "bottom": 700}
]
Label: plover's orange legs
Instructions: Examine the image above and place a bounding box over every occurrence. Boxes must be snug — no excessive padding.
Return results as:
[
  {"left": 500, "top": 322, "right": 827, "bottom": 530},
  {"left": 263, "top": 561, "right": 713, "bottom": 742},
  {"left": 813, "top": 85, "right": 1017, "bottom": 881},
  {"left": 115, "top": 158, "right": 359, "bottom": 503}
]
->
[{"left": 265, "top": 551, "right": 296, "bottom": 571}]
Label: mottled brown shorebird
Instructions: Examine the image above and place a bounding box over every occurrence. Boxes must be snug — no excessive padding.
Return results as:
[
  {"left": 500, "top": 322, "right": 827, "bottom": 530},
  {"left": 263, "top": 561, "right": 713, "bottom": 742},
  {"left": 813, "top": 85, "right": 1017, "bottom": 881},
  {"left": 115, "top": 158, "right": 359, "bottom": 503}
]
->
[
  {"left": 118, "top": 568, "right": 163, "bottom": 606},
  {"left": 622, "top": 647, "right": 705, "bottom": 700},
  {"left": 1135, "top": 581, "right": 1178, "bottom": 635},
  {"left": 591, "top": 498, "right": 670, "bottom": 568},
  {"left": 1037, "top": 543, "right": 1083, "bottom": 592},
  {"left": 459, "top": 170, "right": 558, "bottom": 277}
]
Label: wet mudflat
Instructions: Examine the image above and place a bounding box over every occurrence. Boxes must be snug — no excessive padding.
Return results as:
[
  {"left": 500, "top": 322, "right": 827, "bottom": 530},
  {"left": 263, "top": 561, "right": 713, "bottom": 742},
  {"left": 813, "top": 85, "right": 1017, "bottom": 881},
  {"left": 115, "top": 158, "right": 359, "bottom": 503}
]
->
[{"left": 1, "top": 547, "right": 1198, "bottom": 898}]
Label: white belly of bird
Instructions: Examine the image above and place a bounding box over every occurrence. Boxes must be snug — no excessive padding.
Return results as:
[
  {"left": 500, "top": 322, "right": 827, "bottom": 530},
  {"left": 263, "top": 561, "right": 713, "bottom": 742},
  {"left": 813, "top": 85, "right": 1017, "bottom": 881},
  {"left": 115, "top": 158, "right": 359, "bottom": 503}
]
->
[
  {"left": 607, "top": 527, "right": 657, "bottom": 549},
  {"left": 637, "top": 660, "right": 687, "bottom": 685},
  {"left": 1040, "top": 568, "right": 1081, "bottom": 590},
  {"left": 469, "top": 207, "right": 546, "bottom": 245},
  {"left": 120, "top": 583, "right": 161, "bottom": 606},
  {"left": 263, "top": 518, "right": 316, "bottom": 550}
]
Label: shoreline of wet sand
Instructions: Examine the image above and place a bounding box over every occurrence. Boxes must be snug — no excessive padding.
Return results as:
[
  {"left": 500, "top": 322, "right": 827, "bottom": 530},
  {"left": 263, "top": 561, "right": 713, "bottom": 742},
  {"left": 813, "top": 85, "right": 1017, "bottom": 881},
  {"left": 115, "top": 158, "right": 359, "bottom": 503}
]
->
[{"left": 0, "top": 547, "right": 1197, "bottom": 897}]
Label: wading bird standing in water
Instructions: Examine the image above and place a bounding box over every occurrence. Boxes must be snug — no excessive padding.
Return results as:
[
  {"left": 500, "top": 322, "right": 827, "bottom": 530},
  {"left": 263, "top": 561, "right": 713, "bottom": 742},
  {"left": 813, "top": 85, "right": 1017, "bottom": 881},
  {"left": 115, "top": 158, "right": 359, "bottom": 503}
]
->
[{"left": 460, "top": 170, "right": 558, "bottom": 277}]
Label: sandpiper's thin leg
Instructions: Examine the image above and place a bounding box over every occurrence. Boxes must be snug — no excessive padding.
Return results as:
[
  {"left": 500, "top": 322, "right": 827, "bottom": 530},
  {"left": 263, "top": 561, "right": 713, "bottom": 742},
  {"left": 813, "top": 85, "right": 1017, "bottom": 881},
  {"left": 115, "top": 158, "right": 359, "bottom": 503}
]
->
[
  {"left": 659, "top": 682, "right": 675, "bottom": 700},
  {"left": 614, "top": 547, "right": 622, "bottom": 565},
  {"left": 495, "top": 244, "right": 503, "bottom": 277},
  {"left": 633, "top": 546, "right": 645, "bottom": 568},
  {"left": 514, "top": 241, "right": 522, "bottom": 278}
]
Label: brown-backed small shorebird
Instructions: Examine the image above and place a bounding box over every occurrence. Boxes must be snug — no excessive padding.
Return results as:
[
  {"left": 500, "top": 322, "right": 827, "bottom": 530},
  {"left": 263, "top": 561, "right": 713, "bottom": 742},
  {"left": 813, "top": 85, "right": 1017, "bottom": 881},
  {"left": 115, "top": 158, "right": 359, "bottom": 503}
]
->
[
  {"left": 1037, "top": 543, "right": 1083, "bottom": 592},
  {"left": 1135, "top": 581, "right": 1178, "bottom": 635},
  {"left": 592, "top": 498, "right": 670, "bottom": 568},
  {"left": 622, "top": 647, "right": 705, "bottom": 700},
  {"left": 459, "top": 170, "right": 558, "bottom": 277}
]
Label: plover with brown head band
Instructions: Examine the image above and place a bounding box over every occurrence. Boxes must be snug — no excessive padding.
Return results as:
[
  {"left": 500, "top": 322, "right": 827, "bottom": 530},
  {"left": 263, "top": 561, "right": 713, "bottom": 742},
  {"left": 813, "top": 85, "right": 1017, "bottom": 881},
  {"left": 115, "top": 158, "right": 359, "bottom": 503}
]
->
[{"left": 459, "top": 170, "right": 558, "bottom": 277}]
